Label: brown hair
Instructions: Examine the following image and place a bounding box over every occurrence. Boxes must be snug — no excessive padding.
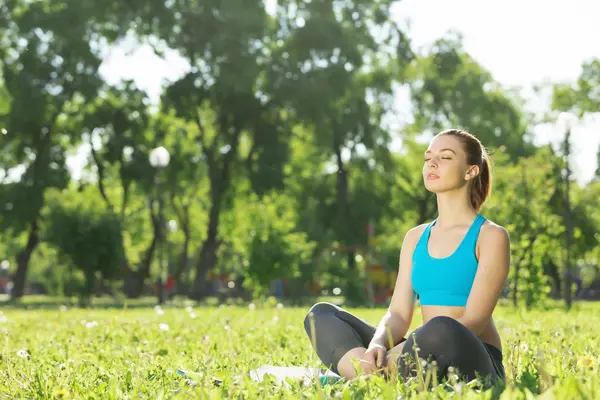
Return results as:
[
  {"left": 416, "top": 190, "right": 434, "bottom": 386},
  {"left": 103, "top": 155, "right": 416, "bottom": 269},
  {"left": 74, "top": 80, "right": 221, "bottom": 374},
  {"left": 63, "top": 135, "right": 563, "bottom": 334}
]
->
[{"left": 437, "top": 129, "right": 493, "bottom": 212}]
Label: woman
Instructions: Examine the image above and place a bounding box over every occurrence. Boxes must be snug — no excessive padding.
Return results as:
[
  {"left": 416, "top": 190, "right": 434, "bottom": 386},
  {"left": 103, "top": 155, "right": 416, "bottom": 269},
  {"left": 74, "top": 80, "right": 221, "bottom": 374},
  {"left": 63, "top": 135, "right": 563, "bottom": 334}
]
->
[{"left": 304, "top": 129, "right": 510, "bottom": 386}]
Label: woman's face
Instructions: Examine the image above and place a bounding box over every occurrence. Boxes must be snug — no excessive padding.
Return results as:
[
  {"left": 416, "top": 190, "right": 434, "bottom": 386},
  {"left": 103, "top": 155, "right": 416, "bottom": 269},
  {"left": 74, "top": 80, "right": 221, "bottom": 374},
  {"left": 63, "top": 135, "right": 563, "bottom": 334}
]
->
[{"left": 423, "top": 134, "right": 474, "bottom": 193}]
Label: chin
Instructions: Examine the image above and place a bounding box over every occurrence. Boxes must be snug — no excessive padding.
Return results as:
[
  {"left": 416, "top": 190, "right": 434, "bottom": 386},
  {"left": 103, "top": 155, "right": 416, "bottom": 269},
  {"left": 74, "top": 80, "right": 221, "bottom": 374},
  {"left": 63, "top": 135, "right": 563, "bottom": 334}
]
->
[
  {"left": 424, "top": 179, "right": 453, "bottom": 194},
  {"left": 424, "top": 179, "right": 442, "bottom": 193}
]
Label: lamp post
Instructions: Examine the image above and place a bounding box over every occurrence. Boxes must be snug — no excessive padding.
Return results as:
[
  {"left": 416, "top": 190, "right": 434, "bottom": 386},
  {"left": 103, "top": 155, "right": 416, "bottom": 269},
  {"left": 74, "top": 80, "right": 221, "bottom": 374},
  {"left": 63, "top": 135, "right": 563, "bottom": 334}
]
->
[
  {"left": 557, "top": 112, "right": 577, "bottom": 309},
  {"left": 149, "top": 146, "right": 170, "bottom": 305}
]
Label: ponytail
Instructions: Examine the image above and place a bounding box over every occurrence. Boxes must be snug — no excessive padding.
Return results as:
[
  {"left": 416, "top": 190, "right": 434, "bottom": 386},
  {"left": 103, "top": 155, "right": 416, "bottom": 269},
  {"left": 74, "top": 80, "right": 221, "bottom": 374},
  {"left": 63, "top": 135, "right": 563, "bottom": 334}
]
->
[{"left": 470, "top": 150, "right": 492, "bottom": 212}]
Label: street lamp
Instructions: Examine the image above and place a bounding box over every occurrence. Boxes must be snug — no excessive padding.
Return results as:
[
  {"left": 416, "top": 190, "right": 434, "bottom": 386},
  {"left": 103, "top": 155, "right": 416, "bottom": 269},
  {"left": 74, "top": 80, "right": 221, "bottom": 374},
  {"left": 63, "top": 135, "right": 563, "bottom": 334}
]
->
[
  {"left": 557, "top": 112, "right": 577, "bottom": 308},
  {"left": 149, "top": 146, "right": 170, "bottom": 305}
]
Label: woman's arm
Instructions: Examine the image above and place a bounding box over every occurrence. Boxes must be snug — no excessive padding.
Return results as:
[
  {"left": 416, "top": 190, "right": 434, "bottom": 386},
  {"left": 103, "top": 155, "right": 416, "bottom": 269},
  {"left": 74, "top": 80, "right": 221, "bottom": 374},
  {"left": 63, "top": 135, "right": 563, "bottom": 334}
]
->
[
  {"left": 369, "top": 225, "right": 424, "bottom": 349},
  {"left": 457, "top": 223, "right": 511, "bottom": 336}
]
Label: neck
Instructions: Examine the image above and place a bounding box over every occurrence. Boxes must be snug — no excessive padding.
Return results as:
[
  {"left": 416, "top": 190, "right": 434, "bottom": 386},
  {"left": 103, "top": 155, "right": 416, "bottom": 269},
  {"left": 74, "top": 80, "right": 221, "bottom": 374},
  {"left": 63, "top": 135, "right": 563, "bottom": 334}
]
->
[{"left": 435, "top": 188, "right": 478, "bottom": 228}]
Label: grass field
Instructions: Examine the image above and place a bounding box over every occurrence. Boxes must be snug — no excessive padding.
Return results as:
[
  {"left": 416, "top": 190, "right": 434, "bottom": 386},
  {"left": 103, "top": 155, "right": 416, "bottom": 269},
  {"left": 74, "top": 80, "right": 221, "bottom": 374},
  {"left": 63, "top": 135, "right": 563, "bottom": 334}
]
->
[{"left": 0, "top": 297, "right": 599, "bottom": 399}]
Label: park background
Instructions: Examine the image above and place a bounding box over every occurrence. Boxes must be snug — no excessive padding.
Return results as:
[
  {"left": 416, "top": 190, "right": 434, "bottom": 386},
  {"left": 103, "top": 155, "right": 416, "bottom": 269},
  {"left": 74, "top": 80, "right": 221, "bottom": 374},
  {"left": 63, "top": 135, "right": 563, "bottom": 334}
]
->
[{"left": 0, "top": 0, "right": 599, "bottom": 398}]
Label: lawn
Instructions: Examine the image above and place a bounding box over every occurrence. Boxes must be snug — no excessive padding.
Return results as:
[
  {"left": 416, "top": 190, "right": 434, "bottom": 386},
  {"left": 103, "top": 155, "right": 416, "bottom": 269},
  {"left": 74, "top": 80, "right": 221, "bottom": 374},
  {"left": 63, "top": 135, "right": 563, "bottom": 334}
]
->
[{"left": 0, "top": 297, "right": 599, "bottom": 399}]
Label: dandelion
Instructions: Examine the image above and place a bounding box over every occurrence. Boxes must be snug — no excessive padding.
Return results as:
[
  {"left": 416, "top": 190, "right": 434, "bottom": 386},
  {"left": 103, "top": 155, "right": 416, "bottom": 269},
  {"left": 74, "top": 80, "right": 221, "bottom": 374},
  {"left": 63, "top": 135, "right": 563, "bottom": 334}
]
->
[
  {"left": 578, "top": 357, "right": 595, "bottom": 369},
  {"left": 17, "top": 349, "right": 30, "bottom": 359},
  {"left": 273, "top": 316, "right": 279, "bottom": 323},
  {"left": 276, "top": 303, "right": 284, "bottom": 309},
  {"left": 520, "top": 343, "right": 529, "bottom": 352},
  {"left": 185, "top": 306, "right": 193, "bottom": 313},
  {"left": 453, "top": 382, "right": 465, "bottom": 394},
  {"left": 155, "top": 306, "right": 164, "bottom": 315},
  {"left": 249, "top": 303, "right": 256, "bottom": 310},
  {"left": 85, "top": 321, "right": 97, "bottom": 329},
  {"left": 189, "top": 312, "right": 197, "bottom": 319},
  {"left": 0, "top": 315, "right": 7, "bottom": 323},
  {"left": 159, "top": 323, "right": 169, "bottom": 331},
  {"left": 59, "top": 305, "right": 68, "bottom": 312}
]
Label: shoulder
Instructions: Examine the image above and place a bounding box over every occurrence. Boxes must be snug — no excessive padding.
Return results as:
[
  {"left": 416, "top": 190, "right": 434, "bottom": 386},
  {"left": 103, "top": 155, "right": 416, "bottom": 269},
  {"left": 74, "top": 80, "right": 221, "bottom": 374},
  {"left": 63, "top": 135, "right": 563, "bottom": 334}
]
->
[
  {"left": 480, "top": 220, "right": 510, "bottom": 243},
  {"left": 401, "top": 223, "right": 429, "bottom": 249},
  {"left": 405, "top": 223, "right": 429, "bottom": 243},
  {"left": 478, "top": 219, "right": 511, "bottom": 255},
  {"left": 398, "top": 223, "right": 429, "bottom": 264}
]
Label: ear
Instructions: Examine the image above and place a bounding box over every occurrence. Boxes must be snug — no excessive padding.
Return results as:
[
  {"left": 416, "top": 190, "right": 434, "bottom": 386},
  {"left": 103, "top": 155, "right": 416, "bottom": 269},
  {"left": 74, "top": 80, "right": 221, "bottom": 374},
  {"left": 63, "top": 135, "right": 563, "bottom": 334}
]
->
[{"left": 465, "top": 165, "right": 480, "bottom": 181}]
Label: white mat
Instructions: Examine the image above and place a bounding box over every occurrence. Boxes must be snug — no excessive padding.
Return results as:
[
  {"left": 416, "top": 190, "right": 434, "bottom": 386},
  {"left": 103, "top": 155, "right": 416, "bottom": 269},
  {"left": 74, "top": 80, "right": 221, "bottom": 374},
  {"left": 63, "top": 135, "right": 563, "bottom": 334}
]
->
[{"left": 249, "top": 365, "right": 342, "bottom": 387}]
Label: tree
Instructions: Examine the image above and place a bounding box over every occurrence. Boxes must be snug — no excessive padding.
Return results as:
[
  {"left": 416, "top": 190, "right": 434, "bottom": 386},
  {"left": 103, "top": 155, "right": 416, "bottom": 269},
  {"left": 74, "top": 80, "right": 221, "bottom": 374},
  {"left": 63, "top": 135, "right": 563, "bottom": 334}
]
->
[
  {"left": 407, "top": 33, "right": 532, "bottom": 160},
  {"left": 133, "top": 1, "right": 285, "bottom": 298},
  {"left": 43, "top": 189, "right": 125, "bottom": 306},
  {"left": 0, "top": 1, "right": 121, "bottom": 299},
  {"left": 264, "top": 0, "right": 410, "bottom": 301}
]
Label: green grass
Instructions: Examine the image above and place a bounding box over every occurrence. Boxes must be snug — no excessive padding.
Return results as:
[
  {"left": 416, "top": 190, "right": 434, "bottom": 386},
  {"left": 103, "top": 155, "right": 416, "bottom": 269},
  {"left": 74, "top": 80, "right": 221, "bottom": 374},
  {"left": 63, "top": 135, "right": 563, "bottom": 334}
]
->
[{"left": 0, "top": 298, "right": 599, "bottom": 399}]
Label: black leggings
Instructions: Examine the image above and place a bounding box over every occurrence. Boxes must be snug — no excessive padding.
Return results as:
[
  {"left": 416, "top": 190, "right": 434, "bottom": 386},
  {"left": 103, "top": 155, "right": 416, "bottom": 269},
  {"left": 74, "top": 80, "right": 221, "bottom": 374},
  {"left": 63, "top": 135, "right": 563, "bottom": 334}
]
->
[{"left": 304, "top": 302, "right": 504, "bottom": 384}]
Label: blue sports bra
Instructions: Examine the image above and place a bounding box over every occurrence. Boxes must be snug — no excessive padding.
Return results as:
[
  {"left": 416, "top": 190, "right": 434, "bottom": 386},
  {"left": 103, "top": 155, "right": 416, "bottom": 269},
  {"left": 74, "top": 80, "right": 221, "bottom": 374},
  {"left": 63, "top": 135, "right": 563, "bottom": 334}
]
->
[{"left": 411, "top": 214, "right": 486, "bottom": 307}]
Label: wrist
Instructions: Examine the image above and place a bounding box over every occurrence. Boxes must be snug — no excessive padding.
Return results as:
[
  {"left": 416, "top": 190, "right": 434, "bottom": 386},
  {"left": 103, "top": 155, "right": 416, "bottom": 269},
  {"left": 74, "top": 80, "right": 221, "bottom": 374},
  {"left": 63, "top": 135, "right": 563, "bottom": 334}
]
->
[{"left": 368, "top": 342, "right": 387, "bottom": 351}]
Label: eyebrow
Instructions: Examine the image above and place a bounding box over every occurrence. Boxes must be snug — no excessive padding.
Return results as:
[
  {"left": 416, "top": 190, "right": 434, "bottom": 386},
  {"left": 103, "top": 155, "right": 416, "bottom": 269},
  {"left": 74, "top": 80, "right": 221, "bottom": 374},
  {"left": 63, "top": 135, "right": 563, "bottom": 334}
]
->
[{"left": 425, "top": 148, "right": 457, "bottom": 154}]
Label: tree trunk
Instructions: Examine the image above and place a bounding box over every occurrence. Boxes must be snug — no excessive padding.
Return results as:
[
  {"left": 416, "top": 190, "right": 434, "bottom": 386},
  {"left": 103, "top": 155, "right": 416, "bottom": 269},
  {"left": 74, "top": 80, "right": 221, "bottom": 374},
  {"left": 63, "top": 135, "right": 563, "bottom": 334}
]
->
[
  {"left": 190, "top": 199, "right": 221, "bottom": 299},
  {"left": 334, "top": 145, "right": 355, "bottom": 270},
  {"left": 189, "top": 128, "right": 240, "bottom": 300},
  {"left": 11, "top": 219, "right": 40, "bottom": 299},
  {"left": 122, "top": 211, "right": 159, "bottom": 298},
  {"left": 173, "top": 229, "right": 190, "bottom": 289}
]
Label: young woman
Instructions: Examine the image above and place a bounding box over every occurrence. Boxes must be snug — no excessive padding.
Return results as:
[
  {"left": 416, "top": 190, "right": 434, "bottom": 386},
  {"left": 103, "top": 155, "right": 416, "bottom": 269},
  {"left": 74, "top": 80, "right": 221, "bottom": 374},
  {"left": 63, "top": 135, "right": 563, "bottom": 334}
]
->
[{"left": 304, "top": 129, "right": 510, "bottom": 385}]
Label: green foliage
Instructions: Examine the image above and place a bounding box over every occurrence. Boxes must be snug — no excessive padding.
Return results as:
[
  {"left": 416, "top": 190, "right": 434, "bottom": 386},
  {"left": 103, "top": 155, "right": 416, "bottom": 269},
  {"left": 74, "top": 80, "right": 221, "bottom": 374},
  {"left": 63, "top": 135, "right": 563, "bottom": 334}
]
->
[
  {"left": 42, "top": 190, "right": 125, "bottom": 303},
  {"left": 553, "top": 59, "right": 600, "bottom": 115},
  {"left": 407, "top": 33, "right": 532, "bottom": 159},
  {"left": 0, "top": 0, "right": 598, "bottom": 308},
  {"left": 235, "top": 193, "right": 316, "bottom": 297},
  {"left": 486, "top": 147, "right": 563, "bottom": 307}
]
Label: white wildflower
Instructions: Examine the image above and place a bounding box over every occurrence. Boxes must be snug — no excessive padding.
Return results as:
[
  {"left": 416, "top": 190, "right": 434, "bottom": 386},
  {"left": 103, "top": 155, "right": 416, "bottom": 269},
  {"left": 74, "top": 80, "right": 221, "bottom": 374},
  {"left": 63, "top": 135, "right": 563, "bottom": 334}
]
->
[
  {"left": 0, "top": 315, "right": 7, "bottom": 323},
  {"left": 17, "top": 349, "right": 29, "bottom": 359},
  {"left": 276, "top": 303, "right": 283, "bottom": 309},
  {"left": 155, "top": 306, "right": 164, "bottom": 315},
  {"left": 248, "top": 303, "right": 256, "bottom": 310},
  {"left": 185, "top": 306, "right": 193, "bottom": 313},
  {"left": 453, "top": 382, "right": 465, "bottom": 394},
  {"left": 159, "top": 323, "right": 169, "bottom": 331},
  {"left": 273, "top": 316, "right": 279, "bottom": 323},
  {"left": 520, "top": 343, "right": 529, "bottom": 352},
  {"left": 189, "top": 312, "right": 197, "bottom": 319},
  {"left": 85, "top": 321, "right": 98, "bottom": 329}
]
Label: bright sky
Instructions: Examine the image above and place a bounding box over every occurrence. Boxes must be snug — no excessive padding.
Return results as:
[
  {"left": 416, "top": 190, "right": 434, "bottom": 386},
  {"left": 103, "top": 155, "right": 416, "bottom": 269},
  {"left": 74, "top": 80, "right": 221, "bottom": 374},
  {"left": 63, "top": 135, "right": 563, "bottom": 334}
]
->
[{"left": 91, "top": 0, "right": 600, "bottom": 185}]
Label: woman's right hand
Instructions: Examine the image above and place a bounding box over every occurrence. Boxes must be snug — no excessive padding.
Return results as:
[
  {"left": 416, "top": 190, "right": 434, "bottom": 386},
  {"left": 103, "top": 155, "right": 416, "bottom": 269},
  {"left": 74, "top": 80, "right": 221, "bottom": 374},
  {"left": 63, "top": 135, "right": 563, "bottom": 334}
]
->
[{"left": 360, "top": 343, "right": 386, "bottom": 374}]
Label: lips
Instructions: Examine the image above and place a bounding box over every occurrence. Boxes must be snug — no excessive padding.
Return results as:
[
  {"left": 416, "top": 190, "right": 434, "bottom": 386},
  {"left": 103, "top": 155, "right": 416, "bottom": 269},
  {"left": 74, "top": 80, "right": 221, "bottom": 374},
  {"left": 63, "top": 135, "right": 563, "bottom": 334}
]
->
[{"left": 427, "top": 173, "right": 440, "bottom": 180}]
